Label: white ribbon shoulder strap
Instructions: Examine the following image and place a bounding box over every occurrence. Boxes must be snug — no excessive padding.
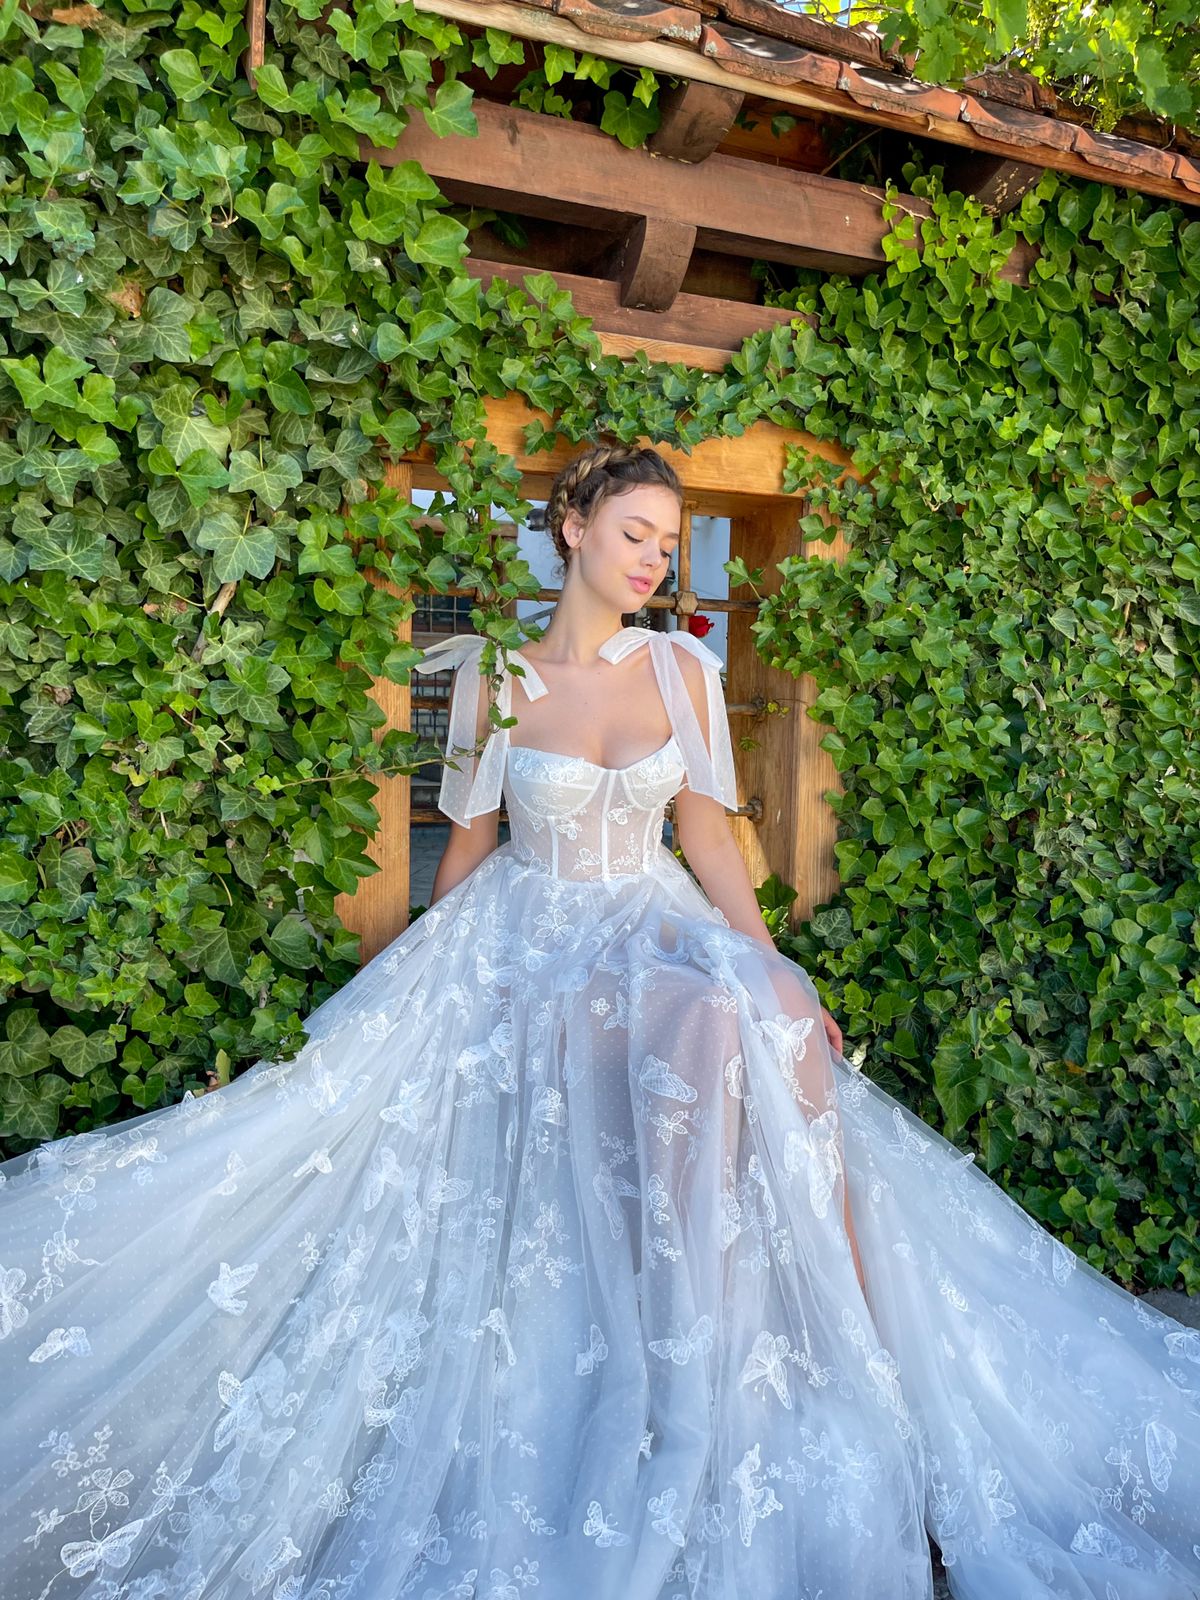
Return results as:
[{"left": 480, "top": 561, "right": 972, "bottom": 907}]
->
[
  {"left": 598, "top": 627, "right": 738, "bottom": 812},
  {"left": 409, "top": 634, "right": 548, "bottom": 827},
  {"left": 412, "top": 626, "right": 736, "bottom": 826}
]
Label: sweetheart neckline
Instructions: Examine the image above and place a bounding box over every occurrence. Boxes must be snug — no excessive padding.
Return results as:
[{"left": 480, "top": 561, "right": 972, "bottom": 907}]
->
[{"left": 506, "top": 733, "right": 678, "bottom": 775}]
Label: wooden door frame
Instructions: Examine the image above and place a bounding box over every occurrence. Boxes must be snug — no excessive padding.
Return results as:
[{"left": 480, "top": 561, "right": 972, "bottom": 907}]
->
[{"left": 336, "top": 395, "right": 850, "bottom": 960}]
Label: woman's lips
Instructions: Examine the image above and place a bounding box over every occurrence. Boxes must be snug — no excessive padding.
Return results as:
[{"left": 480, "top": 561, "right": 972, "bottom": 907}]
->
[{"left": 628, "top": 576, "right": 653, "bottom": 593}]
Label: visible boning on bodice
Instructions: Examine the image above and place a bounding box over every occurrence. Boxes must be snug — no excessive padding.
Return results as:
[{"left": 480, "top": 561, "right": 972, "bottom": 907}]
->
[
  {"left": 408, "top": 626, "right": 740, "bottom": 850},
  {"left": 504, "top": 737, "right": 687, "bottom": 881}
]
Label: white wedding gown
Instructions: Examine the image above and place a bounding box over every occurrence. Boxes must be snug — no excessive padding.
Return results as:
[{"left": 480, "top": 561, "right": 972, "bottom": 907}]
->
[{"left": 1, "top": 625, "right": 1198, "bottom": 1600}]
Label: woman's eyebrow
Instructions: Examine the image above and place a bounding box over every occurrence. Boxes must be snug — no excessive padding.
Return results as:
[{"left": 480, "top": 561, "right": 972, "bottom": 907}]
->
[{"left": 625, "top": 515, "right": 680, "bottom": 539}]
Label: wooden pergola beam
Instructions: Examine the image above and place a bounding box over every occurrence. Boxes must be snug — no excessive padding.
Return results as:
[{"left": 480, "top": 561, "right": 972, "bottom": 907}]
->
[
  {"left": 401, "top": 0, "right": 1200, "bottom": 210},
  {"left": 400, "top": 393, "right": 852, "bottom": 513},
  {"left": 939, "top": 152, "right": 1045, "bottom": 214},
  {"left": 469, "top": 256, "right": 801, "bottom": 369},
  {"left": 364, "top": 97, "right": 919, "bottom": 280},
  {"left": 470, "top": 257, "right": 800, "bottom": 344},
  {"left": 648, "top": 79, "right": 745, "bottom": 164},
  {"left": 367, "top": 98, "right": 1037, "bottom": 290},
  {"left": 602, "top": 216, "right": 698, "bottom": 310}
]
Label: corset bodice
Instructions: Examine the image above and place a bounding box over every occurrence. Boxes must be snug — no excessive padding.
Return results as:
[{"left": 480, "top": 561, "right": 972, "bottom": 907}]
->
[
  {"left": 503, "top": 736, "right": 687, "bottom": 881},
  {"left": 410, "top": 624, "right": 740, "bottom": 837}
]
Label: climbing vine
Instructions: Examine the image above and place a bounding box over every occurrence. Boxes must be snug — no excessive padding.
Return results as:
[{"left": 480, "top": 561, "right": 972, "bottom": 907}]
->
[
  {"left": 0, "top": 0, "right": 1196, "bottom": 1292},
  {"left": 851, "top": 0, "right": 1200, "bottom": 135},
  {"left": 753, "top": 171, "right": 1200, "bottom": 1291}
]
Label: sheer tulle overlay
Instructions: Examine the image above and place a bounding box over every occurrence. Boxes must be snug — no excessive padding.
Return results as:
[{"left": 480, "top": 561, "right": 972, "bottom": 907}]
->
[{"left": 2, "top": 628, "right": 1198, "bottom": 1600}]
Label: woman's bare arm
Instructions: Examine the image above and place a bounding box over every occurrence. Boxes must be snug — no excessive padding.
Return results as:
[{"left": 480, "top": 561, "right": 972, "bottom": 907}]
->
[
  {"left": 671, "top": 652, "right": 865, "bottom": 1292},
  {"left": 674, "top": 782, "right": 846, "bottom": 1056},
  {"left": 670, "top": 651, "right": 841, "bottom": 1048}
]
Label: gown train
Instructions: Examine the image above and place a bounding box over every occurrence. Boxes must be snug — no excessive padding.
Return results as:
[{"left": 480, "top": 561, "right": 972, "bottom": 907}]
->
[{"left": 2, "top": 626, "right": 1197, "bottom": 1600}]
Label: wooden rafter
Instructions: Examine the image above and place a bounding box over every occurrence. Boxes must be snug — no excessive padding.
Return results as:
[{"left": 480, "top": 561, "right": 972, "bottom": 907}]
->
[
  {"left": 648, "top": 79, "right": 745, "bottom": 163},
  {"left": 939, "top": 152, "right": 1045, "bottom": 214},
  {"left": 469, "top": 257, "right": 799, "bottom": 369},
  {"left": 365, "top": 98, "right": 1036, "bottom": 303},
  {"left": 400, "top": 393, "right": 851, "bottom": 513},
  {"left": 364, "top": 97, "right": 902, "bottom": 278},
  {"left": 601, "top": 216, "right": 698, "bottom": 310},
  {"left": 399, "top": 0, "right": 1199, "bottom": 209}
]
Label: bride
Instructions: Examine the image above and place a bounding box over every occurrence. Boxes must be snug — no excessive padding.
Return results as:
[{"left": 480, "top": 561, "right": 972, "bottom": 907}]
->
[{"left": 1, "top": 442, "right": 1198, "bottom": 1600}]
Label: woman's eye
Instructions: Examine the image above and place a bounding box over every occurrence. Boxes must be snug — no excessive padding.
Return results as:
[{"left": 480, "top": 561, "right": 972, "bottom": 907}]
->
[{"left": 625, "top": 533, "right": 675, "bottom": 559}]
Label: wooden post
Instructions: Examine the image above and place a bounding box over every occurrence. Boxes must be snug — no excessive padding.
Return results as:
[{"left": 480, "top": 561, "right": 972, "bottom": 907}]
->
[
  {"left": 726, "top": 501, "right": 846, "bottom": 928},
  {"left": 334, "top": 461, "right": 414, "bottom": 963}
]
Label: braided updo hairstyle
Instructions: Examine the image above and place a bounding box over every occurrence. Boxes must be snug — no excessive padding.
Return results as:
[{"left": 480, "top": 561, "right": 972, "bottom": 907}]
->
[{"left": 545, "top": 443, "right": 683, "bottom": 569}]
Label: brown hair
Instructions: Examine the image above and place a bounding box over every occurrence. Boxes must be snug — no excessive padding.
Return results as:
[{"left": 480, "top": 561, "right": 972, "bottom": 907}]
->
[{"left": 545, "top": 443, "right": 683, "bottom": 567}]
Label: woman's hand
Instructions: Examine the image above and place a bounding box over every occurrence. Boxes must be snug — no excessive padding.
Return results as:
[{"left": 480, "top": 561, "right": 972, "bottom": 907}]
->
[{"left": 819, "top": 1005, "right": 843, "bottom": 1057}]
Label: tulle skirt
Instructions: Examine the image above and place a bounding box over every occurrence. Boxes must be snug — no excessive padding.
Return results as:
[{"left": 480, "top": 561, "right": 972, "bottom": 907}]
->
[{"left": 2, "top": 842, "right": 1198, "bottom": 1600}]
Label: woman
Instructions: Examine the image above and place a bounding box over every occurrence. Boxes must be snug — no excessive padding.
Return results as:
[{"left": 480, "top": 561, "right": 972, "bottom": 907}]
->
[{"left": 1, "top": 443, "right": 1198, "bottom": 1600}]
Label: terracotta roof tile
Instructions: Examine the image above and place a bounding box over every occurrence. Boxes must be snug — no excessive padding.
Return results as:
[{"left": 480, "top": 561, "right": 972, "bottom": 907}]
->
[
  {"left": 715, "top": 0, "right": 890, "bottom": 68},
  {"left": 836, "top": 63, "right": 964, "bottom": 127},
  {"left": 553, "top": 0, "right": 701, "bottom": 43},
  {"left": 1071, "top": 125, "right": 1179, "bottom": 182},
  {"left": 700, "top": 24, "right": 841, "bottom": 90},
  {"left": 1172, "top": 154, "right": 1200, "bottom": 194},
  {"left": 961, "top": 67, "right": 1056, "bottom": 114},
  {"left": 959, "top": 95, "right": 1078, "bottom": 154}
]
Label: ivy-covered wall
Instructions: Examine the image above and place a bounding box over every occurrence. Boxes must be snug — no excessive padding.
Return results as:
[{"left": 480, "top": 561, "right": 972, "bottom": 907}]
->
[
  {"left": 0, "top": 1, "right": 1196, "bottom": 1293},
  {"left": 758, "top": 178, "right": 1200, "bottom": 1291}
]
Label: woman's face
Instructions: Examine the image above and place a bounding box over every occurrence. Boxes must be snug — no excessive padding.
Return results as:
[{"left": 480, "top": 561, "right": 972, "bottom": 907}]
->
[{"left": 562, "top": 483, "right": 682, "bottom": 613}]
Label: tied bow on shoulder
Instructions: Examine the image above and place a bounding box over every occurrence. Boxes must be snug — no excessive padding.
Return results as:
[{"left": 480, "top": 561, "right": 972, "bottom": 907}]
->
[{"left": 410, "top": 628, "right": 737, "bottom": 828}]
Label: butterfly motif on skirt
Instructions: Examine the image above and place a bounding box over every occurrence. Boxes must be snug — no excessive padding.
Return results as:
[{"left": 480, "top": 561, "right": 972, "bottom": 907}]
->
[
  {"left": 723, "top": 1052, "right": 745, "bottom": 1099},
  {"left": 583, "top": 1501, "right": 631, "bottom": 1546},
  {"left": 648, "top": 1315, "right": 714, "bottom": 1366},
  {"left": 637, "top": 1056, "right": 698, "bottom": 1104},
  {"left": 887, "top": 1106, "right": 932, "bottom": 1161},
  {"left": 378, "top": 1077, "right": 433, "bottom": 1132},
  {"left": 292, "top": 1148, "right": 334, "bottom": 1179},
  {"left": 593, "top": 1162, "right": 640, "bottom": 1241},
  {"left": 575, "top": 1323, "right": 609, "bottom": 1376},
  {"left": 363, "top": 1382, "right": 423, "bottom": 1447},
  {"left": 28, "top": 1324, "right": 91, "bottom": 1362},
  {"left": 648, "top": 1486, "right": 687, "bottom": 1547},
  {"left": 214, "top": 1151, "right": 247, "bottom": 1196},
  {"left": 739, "top": 1330, "right": 794, "bottom": 1410},
  {"left": 60, "top": 1520, "right": 147, "bottom": 1579},
  {"left": 783, "top": 1110, "right": 844, "bottom": 1221},
  {"left": 206, "top": 1261, "right": 259, "bottom": 1316},
  {"left": 730, "top": 1443, "right": 783, "bottom": 1549}
]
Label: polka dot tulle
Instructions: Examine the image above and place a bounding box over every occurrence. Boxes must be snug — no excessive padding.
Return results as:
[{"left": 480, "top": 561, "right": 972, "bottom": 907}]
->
[{"left": 2, "top": 692, "right": 1199, "bottom": 1600}]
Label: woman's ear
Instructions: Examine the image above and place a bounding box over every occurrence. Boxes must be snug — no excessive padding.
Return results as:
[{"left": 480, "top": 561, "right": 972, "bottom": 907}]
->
[{"left": 561, "top": 508, "right": 585, "bottom": 552}]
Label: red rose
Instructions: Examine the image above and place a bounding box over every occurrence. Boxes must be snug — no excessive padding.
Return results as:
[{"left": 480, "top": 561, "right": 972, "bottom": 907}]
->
[{"left": 686, "top": 614, "right": 714, "bottom": 637}]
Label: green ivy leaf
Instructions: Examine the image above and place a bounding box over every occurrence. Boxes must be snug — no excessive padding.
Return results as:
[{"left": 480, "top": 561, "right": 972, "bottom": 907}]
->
[
  {"left": 195, "top": 509, "right": 278, "bottom": 582},
  {"left": 153, "top": 384, "right": 231, "bottom": 466},
  {"left": 932, "top": 1036, "right": 989, "bottom": 1135},
  {"left": 51, "top": 1025, "right": 117, "bottom": 1078},
  {"left": 266, "top": 912, "right": 318, "bottom": 968},
  {"left": 208, "top": 656, "right": 291, "bottom": 727},
  {"left": 227, "top": 449, "right": 305, "bottom": 509},
  {"left": 0, "top": 1074, "right": 70, "bottom": 1143},
  {"left": 599, "top": 90, "right": 659, "bottom": 149},
  {"left": 406, "top": 214, "right": 468, "bottom": 270},
  {"left": 0, "top": 849, "right": 36, "bottom": 906},
  {"left": 159, "top": 48, "right": 209, "bottom": 104},
  {"left": 422, "top": 79, "right": 477, "bottom": 138},
  {"left": 0, "top": 1010, "right": 50, "bottom": 1078}
]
